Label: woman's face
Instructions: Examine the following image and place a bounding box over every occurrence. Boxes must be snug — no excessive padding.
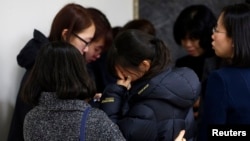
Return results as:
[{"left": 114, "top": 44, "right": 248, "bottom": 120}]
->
[
  {"left": 181, "top": 38, "right": 204, "bottom": 57},
  {"left": 116, "top": 66, "right": 145, "bottom": 82},
  {"left": 85, "top": 38, "right": 104, "bottom": 63},
  {"left": 211, "top": 14, "right": 233, "bottom": 58},
  {"left": 69, "top": 24, "right": 95, "bottom": 55},
  {"left": 116, "top": 60, "right": 150, "bottom": 82}
]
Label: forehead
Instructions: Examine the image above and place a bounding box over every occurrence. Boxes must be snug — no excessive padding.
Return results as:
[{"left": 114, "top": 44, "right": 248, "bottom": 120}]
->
[
  {"left": 78, "top": 24, "right": 96, "bottom": 38},
  {"left": 217, "top": 14, "right": 224, "bottom": 26}
]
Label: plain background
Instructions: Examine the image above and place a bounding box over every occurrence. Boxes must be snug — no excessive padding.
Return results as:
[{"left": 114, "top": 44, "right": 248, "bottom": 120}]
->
[{"left": 0, "top": 0, "right": 133, "bottom": 140}]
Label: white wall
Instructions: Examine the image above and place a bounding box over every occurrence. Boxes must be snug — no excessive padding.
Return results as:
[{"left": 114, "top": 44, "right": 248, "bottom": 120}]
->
[{"left": 0, "top": 0, "right": 133, "bottom": 140}]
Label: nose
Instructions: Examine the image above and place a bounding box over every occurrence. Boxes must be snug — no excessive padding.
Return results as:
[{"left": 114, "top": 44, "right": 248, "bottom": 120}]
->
[
  {"left": 96, "top": 54, "right": 101, "bottom": 59},
  {"left": 182, "top": 40, "right": 193, "bottom": 48},
  {"left": 211, "top": 33, "right": 215, "bottom": 40},
  {"left": 83, "top": 46, "right": 89, "bottom": 53}
]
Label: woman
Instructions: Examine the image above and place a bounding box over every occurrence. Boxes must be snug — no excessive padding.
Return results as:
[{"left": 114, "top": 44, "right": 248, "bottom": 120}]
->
[
  {"left": 100, "top": 29, "right": 200, "bottom": 141},
  {"left": 22, "top": 41, "right": 125, "bottom": 141},
  {"left": 86, "top": 7, "right": 115, "bottom": 100},
  {"left": 198, "top": 3, "right": 250, "bottom": 141},
  {"left": 173, "top": 4, "right": 217, "bottom": 80},
  {"left": 8, "top": 3, "right": 95, "bottom": 141},
  {"left": 173, "top": 5, "right": 223, "bottom": 119}
]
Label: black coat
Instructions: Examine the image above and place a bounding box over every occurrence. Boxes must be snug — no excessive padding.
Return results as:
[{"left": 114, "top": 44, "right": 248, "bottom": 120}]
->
[
  {"left": 100, "top": 67, "right": 201, "bottom": 141},
  {"left": 8, "top": 29, "right": 49, "bottom": 141}
]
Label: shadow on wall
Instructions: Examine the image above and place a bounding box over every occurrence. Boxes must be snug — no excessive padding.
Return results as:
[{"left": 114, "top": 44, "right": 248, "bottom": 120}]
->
[
  {"left": 139, "top": 0, "right": 245, "bottom": 61},
  {"left": 1, "top": 67, "right": 25, "bottom": 141},
  {"left": 0, "top": 101, "right": 14, "bottom": 141}
]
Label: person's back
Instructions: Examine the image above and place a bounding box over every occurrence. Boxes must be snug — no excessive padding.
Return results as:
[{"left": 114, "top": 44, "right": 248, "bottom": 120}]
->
[
  {"left": 22, "top": 41, "right": 125, "bottom": 141},
  {"left": 24, "top": 92, "right": 124, "bottom": 141}
]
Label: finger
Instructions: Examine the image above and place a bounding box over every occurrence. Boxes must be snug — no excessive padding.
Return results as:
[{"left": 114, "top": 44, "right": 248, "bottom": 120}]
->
[
  {"left": 124, "top": 76, "right": 132, "bottom": 89},
  {"left": 94, "top": 93, "right": 102, "bottom": 99},
  {"left": 125, "top": 75, "right": 132, "bottom": 83},
  {"left": 175, "top": 130, "right": 185, "bottom": 141},
  {"left": 115, "top": 66, "right": 124, "bottom": 80}
]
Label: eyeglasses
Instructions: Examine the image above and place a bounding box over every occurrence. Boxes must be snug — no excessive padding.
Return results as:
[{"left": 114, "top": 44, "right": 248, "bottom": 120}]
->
[
  {"left": 72, "top": 32, "right": 91, "bottom": 47},
  {"left": 212, "top": 26, "right": 226, "bottom": 34}
]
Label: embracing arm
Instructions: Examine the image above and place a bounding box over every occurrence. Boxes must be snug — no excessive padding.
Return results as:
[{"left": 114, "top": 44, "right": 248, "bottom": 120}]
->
[
  {"left": 117, "top": 104, "right": 158, "bottom": 141},
  {"left": 100, "top": 66, "right": 132, "bottom": 123},
  {"left": 100, "top": 84, "right": 128, "bottom": 123}
]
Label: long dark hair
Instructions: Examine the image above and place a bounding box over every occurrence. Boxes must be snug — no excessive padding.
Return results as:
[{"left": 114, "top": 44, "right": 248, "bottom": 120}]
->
[
  {"left": 22, "top": 41, "right": 96, "bottom": 105},
  {"left": 221, "top": 3, "right": 250, "bottom": 67},
  {"left": 122, "top": 19, "right": 156, "bottom": 36}
]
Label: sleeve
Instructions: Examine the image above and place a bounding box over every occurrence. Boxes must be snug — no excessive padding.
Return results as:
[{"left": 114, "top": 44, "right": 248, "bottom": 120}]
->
[
  {"left": 198, "top": 71, "right": 228, "bottom": 141},
  {"left": 118, "top": 104, "right": 158, "bottom": 141},
  {"left": 204, "top": 71, "right": 228, "bottom": 123},
  {"left": 100, "top": 84, "right": 128, "bottom": 123}
]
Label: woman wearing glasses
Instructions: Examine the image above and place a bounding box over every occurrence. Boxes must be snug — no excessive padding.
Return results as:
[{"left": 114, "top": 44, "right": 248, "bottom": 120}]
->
[
  {"left": 8, "top": 3, "right": 95, "bottom": 141},
  {"left": 85, "top": 8, "right": 115, "bottom": 106},
  {"left": 198, "top": 3, "right": 250, "bottom": 141}
]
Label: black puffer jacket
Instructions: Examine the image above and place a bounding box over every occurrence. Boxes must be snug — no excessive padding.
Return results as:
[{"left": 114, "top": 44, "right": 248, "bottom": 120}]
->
[{"left": 101, "top": 67, "right": 200, "bottom": 141}]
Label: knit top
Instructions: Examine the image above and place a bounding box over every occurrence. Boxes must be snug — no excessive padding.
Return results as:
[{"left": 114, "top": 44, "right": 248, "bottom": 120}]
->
[{"left": 23, "top": 92, "right": 125, "bottom": 141}]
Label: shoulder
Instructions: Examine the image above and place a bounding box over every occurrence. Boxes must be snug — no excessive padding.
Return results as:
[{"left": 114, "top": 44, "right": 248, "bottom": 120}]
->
[
  {"left": 88, "top": 107, "right": 107, "bottom": 116},
  {"left": 86, "top": 108, "right": 125, "bottom": 140},
  {"left": 169, "top": 67, "right": 200, "bottom": 89},
  {"left": 210, "top": 67, "right": 241, "bottom": 77},
  {"left": 209, "top": 67, "right": 250, "bottom": 82},
  {"left": 87, "top": 107, "right": 114, "bottom": 122},
  {"left": 170, "top": 67, "right": 199, "bottom": 81},
  {"left": 158, "top": 67, "right": 201, "bottom": 99}
]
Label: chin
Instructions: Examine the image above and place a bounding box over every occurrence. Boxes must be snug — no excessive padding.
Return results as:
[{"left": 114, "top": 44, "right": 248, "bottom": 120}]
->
[
  {"left": 189, "top": 53, "right": 200, "bottom": 57},
  {"left": 86, "top": 60, "right": 92, "bottom": 63}
]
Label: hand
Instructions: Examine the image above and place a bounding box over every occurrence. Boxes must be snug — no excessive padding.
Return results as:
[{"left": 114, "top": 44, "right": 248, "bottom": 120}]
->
[
  {"left": 175, "top": 130, "right": 186, "bottom": 141},
  {"left": 116, "top": 66, "right": 132, "bottom": 90},
  {"left": 93, "top": 93, "right": 102, "bottom": 102},
  {"left": 193, "top": 97, "right": 200, "bottom": 119}
]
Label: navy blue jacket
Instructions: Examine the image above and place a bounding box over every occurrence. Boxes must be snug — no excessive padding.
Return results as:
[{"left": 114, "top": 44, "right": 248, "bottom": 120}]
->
[
  {"left": 101, "top": 67, "right": 201, "bottom": 141},
  {"left": 198, "top": 67, "right": 250, "bottom": 141}
]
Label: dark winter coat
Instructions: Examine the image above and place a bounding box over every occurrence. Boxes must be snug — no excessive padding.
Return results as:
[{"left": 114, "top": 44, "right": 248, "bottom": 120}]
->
[
  {"left": 198, "top": 67, "right": 250, "bottom": 141},
  {"left": 100, "top": 67, "right": 201, "bottom": 141},
  {"left": 8, "top": 29, "right": 49, "bottom": 141}
]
